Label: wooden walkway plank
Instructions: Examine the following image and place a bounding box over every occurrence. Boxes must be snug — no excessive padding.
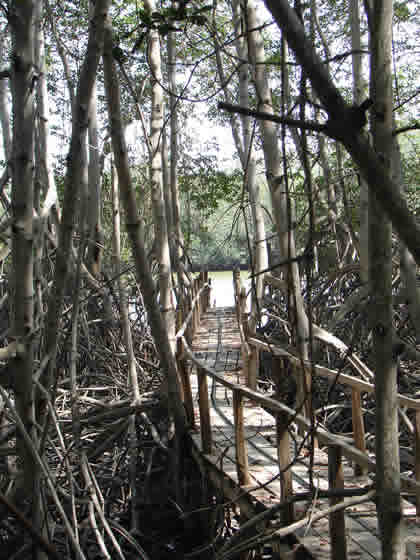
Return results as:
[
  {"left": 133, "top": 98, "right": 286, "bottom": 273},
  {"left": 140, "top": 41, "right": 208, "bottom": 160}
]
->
[{"left": 186, "top": 307, "right": 420, "bottom": 559}]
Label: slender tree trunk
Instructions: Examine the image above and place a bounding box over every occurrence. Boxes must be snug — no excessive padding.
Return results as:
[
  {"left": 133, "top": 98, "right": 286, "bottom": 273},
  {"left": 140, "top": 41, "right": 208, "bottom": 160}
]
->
[
  {"left": 144, "top": 0, "right": 175, "bottom": 349},
  {"left": 111, "top": 162, "right": 141, "bottom": 402},
  {"left": 9, "top": 0, "right": 36, "bottom": 501},
  {"left": 0, "top": 30, "right": 11, "bottom": 162},
  {"left": 231, "top": 0, "right": 268, "bottom": 329},
  {"left": 369, "top": 1, "right": 403, "bottom": 558},
  {"left": 102, "top": 19, "right": 187, "bottom": 440},
  {"left": 41, "top": 0, "right": 111, "bottom": 418},
  {"left": 246, "top": 1, "right": 309, "bottom": 360},
  {"left": 167, "top": 30, "right": 189, "bottom": 292},
  {"left": 87, "top": 79, "right": 102, "bottom": 277},
  {"left": 350, "top": 0, "right": 369, "bottom": 284}
]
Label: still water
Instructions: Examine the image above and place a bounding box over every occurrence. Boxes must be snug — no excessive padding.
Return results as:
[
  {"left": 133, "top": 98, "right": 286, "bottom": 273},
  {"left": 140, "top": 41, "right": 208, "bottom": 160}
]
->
[{"left": 207, "top": 270, "right": 250, "bottom": 308}]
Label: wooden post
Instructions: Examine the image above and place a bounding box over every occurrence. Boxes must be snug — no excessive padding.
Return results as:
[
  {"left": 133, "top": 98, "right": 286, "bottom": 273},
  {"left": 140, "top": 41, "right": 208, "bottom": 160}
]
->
[
  {"left": 186, "top": 294, "right": 193, "bottom": 346},
  {"left": 178, "top": 355, "right": 195, "bottom": 428},
  {"left": 233, "top": 391, "right": 251, "bottom": 486},
  {"left": 196, "top": 278, "right": 201, "bottom": 326},
  {"left": 175, "top": 310, "right": 194, "bottom": 427},
  {"left": 351, "top": 388, "right": 368, "bottom": 476},
  {"left": 240, "top": 286, "right": 248, "bottom": 337},
  {"left": 248, "top": 346, "right": 259, "bottom": 392},
  {"left": 328, "top": 445, "right": 348, "bottom": 560},
  {"left": 415, "top": 410, "right": 420, "bottom": 516},
  {"left": 206, "top": 277, "right": 211, "bottom": 310},
  {"left": 277, "top": 411, "right": 294, "bottom": 524},
  {"left": 191, "top": 281, "right": 197, "bottom": 335},
  {"left": 197, "top": 366, "right": 212, "bottom": 454}
]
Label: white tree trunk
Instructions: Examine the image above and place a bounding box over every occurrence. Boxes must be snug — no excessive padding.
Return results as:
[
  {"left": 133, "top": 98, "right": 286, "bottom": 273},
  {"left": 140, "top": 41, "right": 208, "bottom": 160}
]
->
[
  {"left": 111, "top": 162, "right": 141, "bottom": 403},
  {"left": 231, "top": 0, "right": 268, "bottom": 328},
  {"left": 350, "top": 0, "right": 369, "bottom": 284},
  {"left": 246, "top": 1, "right": 309, "bottom": 359},
  {"left": 144, "top": 0, "right": 175, "bottom": 348}
]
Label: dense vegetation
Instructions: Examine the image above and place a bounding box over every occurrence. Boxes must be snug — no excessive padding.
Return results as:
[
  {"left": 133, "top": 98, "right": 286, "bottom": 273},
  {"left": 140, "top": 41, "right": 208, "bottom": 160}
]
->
[{"left": 0, "top": 0, "right": 418, "bottom": 559}]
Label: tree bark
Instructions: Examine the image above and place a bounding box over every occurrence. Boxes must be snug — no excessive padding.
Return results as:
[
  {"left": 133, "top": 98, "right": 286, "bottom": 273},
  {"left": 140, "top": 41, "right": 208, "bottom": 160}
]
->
[
  {"left": 369, "top": 1, "right": 404, "bottom": 558},
  {"left": 144, "top": 0, "right": 176, "bottom": 350},
  {"left": 350, "top": 0, "right": 369, "bottom": 284},
  {"left": 10, "top": 0, "right": 36, "bottom": 498},
  {"left": 111, "top": 162, "right": 141, "bottom": 403}
]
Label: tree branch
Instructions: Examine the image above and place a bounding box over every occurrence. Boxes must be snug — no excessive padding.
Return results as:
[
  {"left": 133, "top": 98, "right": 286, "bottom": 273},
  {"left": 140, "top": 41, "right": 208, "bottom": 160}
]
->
[
  {"left": 218, "top": 101, "right": 326, "bottom": 134},
  {"left": 393, "top": 122, "right": 420, "bottom": 136},
  {"left": 263, "top": 0, "right": 420, "bottom": 265}
]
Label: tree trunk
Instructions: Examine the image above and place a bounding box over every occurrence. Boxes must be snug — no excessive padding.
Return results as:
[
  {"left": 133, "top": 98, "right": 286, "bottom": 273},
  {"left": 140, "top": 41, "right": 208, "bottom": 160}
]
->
[
  {"left": 10, "top": 0, "right": 36, "bottom": 500},
  {"left": 369, "top": 1, "right": 404, "bottom": 557},
  {"left": 0, "top": 29, "right": 12, "bottom": 162},
  {"left": 350, "top": 0, "right": 369, "bottom": 284},
  {"left": 231, "top": 0, "right": 268, "bottom": 331},
  {"left": 41, "top": 0, "right": 111, "bottom": 418},
  {"left": 87, "top": 67, "right": 102, "bottom": 277},
  {"left": 102, "top": 19, "right": 187, "bottom": 440},
  {"left": 246, "top": 1, "right": 309, "bottom": 361},
  {"left": 167, "top": 30, "right": 189, "bottom": 292},
  {"left": 111, "top": 162, "right": 141, "bottom": 403},
  {"left": 144, "top": 0, "right": 175, "bottom": 349}
]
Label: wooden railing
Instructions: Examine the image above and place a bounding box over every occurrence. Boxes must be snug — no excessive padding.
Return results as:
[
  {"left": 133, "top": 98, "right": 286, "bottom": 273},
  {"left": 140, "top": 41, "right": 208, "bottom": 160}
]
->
[
  {"left": 175, "top": 271, "right": 211, "bottom": 427},
  {"left": 174, "top": 270, "right": 420, "bottom": 556},
  {"left": 232, "top": 271, "right": 420, "bottom": 510}
]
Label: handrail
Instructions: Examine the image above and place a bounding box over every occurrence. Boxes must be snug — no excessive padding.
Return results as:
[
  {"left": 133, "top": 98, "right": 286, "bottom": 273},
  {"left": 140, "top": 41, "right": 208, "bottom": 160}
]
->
[
  {"left": 247, "top": 336, "right": 420, "bottom": 411},
  {"left": 180, "top": 331, "right": 420, "bottom": 493},
  {"left": 175, "top": 280, "right": 210, "bottom": 339},
  {"left": 175, "top": 269, "right": 420, "bottom": 556}
]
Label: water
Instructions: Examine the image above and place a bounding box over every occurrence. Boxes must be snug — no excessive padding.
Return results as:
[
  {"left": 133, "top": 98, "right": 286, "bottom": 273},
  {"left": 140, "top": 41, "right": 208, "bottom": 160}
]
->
[{"left": 207, "top": 270, "right": 250, "bottom": 308}]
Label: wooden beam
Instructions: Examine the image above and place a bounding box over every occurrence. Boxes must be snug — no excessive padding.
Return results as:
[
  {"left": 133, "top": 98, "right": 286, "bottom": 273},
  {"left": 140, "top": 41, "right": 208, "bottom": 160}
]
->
[
  {"left": 277, "top": 411, "right": 294, "bottom": 524},
  {"left": 182, "top": 337, "right": 420, "bottom": 493},
  {"left": 351, "top": 388, "right": 367, "bottom": 476},
  {"left": 328, "top": 445, "right": 348, "bottom": 560},
  {"left": 197, "top": 366, "right": 212, "bottom": 454},
  {"left": 248, "top": 337, "right": 420, "bottom": 410},
  {"left": 233, "top": 391, "right": 251, "bottom": 486},
  {"left": 415, "top": 410, "right": 420, "bottom": 516}
]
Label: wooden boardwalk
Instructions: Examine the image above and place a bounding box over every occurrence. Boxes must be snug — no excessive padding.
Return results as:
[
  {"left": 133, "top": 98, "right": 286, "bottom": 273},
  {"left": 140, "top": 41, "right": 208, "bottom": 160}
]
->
[{"left": 186, "top": 307, "right": 420, "bottom": 559}]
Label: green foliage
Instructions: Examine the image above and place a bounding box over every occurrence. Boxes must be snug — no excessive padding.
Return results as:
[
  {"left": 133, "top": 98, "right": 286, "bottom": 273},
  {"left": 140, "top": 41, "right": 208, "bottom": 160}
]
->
[
  {"left": 394, "top": 2, "right": 411, "bottom": 22},
  {"left": 132, "top": 3, "right": 212, "bottom": 37},
  {"left": 179, "top": 157, "right": 242, "bottom": 220}
]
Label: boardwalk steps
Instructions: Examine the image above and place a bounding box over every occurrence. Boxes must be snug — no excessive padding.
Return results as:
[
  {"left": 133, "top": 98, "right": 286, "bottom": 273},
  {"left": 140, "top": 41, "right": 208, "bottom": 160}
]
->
[{"left": 185, "top": 306, "right": 420, "bottom": 559}]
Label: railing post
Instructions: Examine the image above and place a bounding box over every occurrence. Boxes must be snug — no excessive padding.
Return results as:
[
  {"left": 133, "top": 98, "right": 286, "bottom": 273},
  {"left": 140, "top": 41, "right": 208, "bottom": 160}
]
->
[
  {"left": 197, "top": 366, "right": 212, "bottom": 454},
  {"left": 328, "top": 445, "right": 348, "bottom": 560},
  {"left": 176, "top": 328, "right": 195, "bottom": 428},
  {"left": 415, "top": 410, "right": 420, "bottom": 516},
  {"left": 206, "top": 277, "right": 211, "bottom": 310},
  {"left": 196, "top": 277, "right": 202, "bottom": 326},
  {"left": 248, "top": 346, "right": 259, "bottom": 392},
  {"left": 185, "top": 293, "right": 193, "bottom": 346},
  {"left": 233, "top": 391, "right": 251, "bottom": 486},
  {"left": 351, "top": 388, "right": 368, "bottom": 476},
  {"left": 192, "top": 280, "right": 198, "bottom": 336},
  {"left": 277, "top": 411, "right": 294, "bottom": 524}
]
